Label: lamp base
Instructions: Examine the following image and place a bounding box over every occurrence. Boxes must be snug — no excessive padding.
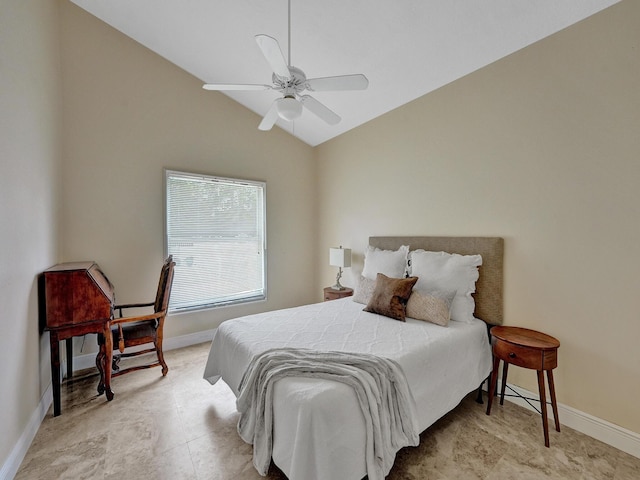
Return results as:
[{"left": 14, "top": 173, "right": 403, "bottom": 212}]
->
[{"left": 332, "top": 267, "right": 345, "bottom": 290}]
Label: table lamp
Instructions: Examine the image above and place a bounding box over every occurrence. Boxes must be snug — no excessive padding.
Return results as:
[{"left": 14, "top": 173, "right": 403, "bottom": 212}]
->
[{"left": 329, "top": 246, "right": 351, "bottom": 290}]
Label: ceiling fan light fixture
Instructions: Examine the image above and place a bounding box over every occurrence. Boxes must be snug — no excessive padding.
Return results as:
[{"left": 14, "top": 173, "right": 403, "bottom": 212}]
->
[{"left": 276, "top": 96, "right": 302, "bottom": 121}]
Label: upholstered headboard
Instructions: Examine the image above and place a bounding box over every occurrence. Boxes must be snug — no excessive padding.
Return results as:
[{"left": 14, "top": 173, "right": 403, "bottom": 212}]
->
[{"left": 369, "top": 236, "right": 504, "bottom": 326}]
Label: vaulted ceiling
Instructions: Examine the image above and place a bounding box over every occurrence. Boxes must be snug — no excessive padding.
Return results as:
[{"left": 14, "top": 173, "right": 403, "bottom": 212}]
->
[{"left": 70, "top": 0, "right": 620, "bottom": 146}]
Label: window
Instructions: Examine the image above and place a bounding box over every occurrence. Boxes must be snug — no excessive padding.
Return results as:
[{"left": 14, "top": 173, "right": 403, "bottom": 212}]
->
[{"left": 165, "top": 170, "right": 266, "bottom": 312}]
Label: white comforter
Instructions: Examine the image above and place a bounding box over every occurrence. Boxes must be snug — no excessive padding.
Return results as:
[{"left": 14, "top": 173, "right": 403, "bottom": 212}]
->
[{"left": 204, "top": 298, "right": 492, "bottom": 480}]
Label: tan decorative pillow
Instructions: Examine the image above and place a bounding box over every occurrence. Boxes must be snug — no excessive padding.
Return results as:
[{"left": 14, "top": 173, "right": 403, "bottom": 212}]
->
[
  {"left": 353, "top": 275, "right": 377, "bottom": 305},
  {"left": 363, "top": 273, "right": 418, "bottom": 321},
  {"left": 406, "top": 290, "right": 456, "bottom": 326}
]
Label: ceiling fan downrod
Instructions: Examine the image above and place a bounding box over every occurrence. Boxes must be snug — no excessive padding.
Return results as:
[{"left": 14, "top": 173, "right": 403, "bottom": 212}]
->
[{"left": 287, "top": 0, "right": 292, "bottom": 67}]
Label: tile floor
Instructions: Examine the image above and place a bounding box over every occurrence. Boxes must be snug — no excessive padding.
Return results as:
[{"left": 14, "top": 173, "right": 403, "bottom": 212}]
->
[{"left": 15, "top": 342, "right": 640, "bottom": 479}]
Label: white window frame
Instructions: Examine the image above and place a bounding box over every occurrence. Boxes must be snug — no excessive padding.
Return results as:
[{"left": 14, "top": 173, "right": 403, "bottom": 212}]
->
[{"left": 164, "top": 169, "right": 267, "bottom": 313}]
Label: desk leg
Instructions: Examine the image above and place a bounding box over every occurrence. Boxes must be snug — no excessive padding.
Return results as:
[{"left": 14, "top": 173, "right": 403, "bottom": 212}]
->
[
  {"left": 486, "top": 355, "right": 500, "bottom": 415},
  {"left": 537, "top": 370, "right": 550, "bottom": 447},
  {"left": 49, "top": 332, "right": 61, "bottom": 417},
  {"left": 65, "top": 338, "right": 73, "bottom": 379},
  {"left": 103, "top": 323, "right": 114, "bottom": 401},
  {"left": 547, "top": 370, "right": 561, "bottom": 432}
]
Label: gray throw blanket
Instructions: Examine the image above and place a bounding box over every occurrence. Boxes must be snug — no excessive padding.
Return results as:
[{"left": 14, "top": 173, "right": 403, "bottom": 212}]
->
[{"left": 236, "top": 348, "right": 419, "bottom": 480}]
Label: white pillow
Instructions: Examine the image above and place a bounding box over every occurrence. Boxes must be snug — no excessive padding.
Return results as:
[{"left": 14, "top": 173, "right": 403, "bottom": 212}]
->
[
  {"left": 361, "top": 245, "right": 409, "bottom": 280},
  {"left": 409, "top": 250, "right": 482, "bottom": 323}
]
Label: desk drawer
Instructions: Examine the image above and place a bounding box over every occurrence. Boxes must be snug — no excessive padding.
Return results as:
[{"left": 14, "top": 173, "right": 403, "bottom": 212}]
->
[{"left": 493, "top": 338, "right": 553, "bottom": 370}]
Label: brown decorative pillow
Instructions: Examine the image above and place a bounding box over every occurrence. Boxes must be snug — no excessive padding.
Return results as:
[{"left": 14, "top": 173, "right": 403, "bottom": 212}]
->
[{"left": 363, "top": 273, "right": 418, "bottom": 321}]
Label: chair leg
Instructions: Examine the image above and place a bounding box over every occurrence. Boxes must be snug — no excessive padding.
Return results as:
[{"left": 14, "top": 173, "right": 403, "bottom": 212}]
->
[
  {"left": 112, "top": 354, "right": 121, "bottom": 372},
  {"left": 155, "top": 338, "right": 168, "bottom": 376}
]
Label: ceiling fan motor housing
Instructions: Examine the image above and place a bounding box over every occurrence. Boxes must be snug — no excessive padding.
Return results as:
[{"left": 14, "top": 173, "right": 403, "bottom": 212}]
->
[{"left": 273, "top": 66, "right": 307, "bottom": 96}]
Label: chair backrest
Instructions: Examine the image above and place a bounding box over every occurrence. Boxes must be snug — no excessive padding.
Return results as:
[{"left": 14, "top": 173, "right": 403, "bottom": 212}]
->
[{"left": 154, "top": 256, "right": 176, "bottom": 313}]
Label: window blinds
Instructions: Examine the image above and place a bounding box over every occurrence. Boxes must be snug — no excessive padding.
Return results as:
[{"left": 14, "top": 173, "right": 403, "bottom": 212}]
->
[{"left": 165, "top": 170, "right": 266, "bottom": 311}]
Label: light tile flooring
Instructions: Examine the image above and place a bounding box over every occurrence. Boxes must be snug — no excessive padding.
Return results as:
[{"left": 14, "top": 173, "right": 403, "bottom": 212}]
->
[{"left": 16, "top": 342, "right": 640, "bottom": 479}]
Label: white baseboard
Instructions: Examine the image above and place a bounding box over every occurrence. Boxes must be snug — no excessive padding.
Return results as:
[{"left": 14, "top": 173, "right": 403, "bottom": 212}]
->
[
  {"left": 0, "top": 384, "right": 52, "bottom": 480},
  {"left": 498, "top": 382, "right": 640, "bottom": 459},
  {"left": 0, "top": 329, "right": 216, "bottom": 480}
]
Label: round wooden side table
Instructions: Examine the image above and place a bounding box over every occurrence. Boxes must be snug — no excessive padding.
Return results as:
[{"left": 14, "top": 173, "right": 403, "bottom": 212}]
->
[
  {"left": 485, "top": 326, "right": 561, "bottom": 447},
  {"left": 323, "top": 286, "right": 353, "bottom": 301}
]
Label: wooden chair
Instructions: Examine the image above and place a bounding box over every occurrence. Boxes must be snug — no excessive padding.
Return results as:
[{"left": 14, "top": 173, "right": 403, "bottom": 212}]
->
[{"left": 96, "top": 256, "right": 175, "bottom": 394}]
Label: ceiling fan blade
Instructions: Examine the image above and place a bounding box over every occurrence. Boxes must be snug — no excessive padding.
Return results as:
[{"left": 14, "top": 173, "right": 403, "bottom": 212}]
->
[
  {"left": 255, "top": 34, "right": 290, "bottom": 80},
  {"left": 306, "top": 74, "right": 369, "bottom": 92},
  {"left": 299, "top": 95, "right": 341, "bottom": 125},
  {"left": 203, "top": 83, "right": 272, "bottom": 91},
  {"left": 258, "top": 100, "right": 280, "bottom": 131}
]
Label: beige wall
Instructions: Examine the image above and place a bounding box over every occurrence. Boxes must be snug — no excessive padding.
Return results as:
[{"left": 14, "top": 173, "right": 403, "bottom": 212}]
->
[
  {"left": 3, "top": 0, "right": 639, "bottom": 472},
  {"left": 0, "top": 0, "right": 61, "bottom": 470},
  {"left": 316, "top": 0, "right": 640, "bottom": 434},
  {"left": 59, "top": 1, "right": 317, "bottom": 351}
]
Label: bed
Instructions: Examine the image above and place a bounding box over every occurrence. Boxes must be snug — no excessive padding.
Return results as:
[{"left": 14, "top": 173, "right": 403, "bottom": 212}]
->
[{"left": 203, "top": 236, "right": 504, "bottom": 480}]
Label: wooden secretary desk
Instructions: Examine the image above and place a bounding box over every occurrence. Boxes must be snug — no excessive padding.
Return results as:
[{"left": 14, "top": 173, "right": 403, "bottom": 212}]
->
[{"left": 43, "top": 262, "right": 116, "bottom": 416}]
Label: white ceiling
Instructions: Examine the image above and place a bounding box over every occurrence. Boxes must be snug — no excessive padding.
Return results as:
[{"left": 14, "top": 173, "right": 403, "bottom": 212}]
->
[{"left": 70, "top": 0, "right": 620, "bottom": 147}]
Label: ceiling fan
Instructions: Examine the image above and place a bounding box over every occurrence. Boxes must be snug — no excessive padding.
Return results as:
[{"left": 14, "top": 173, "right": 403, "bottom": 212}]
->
[{"left": 202, "top": 0, "right": 368, "bottom": 131}]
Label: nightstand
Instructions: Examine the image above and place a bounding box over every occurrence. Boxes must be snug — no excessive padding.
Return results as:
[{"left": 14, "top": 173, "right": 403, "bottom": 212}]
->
[
  {"left": 486, "top": 326, "right": 561, "bottom": 447},
  {"left": 323, "top": 287, "right": 353, "bottom": 301}
]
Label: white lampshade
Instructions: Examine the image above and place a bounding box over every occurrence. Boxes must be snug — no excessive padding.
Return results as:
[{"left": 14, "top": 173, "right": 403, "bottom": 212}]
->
[
  {"left": 329, "top": 247, "right": 352, "bottom": 268},
  {"left": 277, "top": 96, "right": 302, "bottom": 121}
]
